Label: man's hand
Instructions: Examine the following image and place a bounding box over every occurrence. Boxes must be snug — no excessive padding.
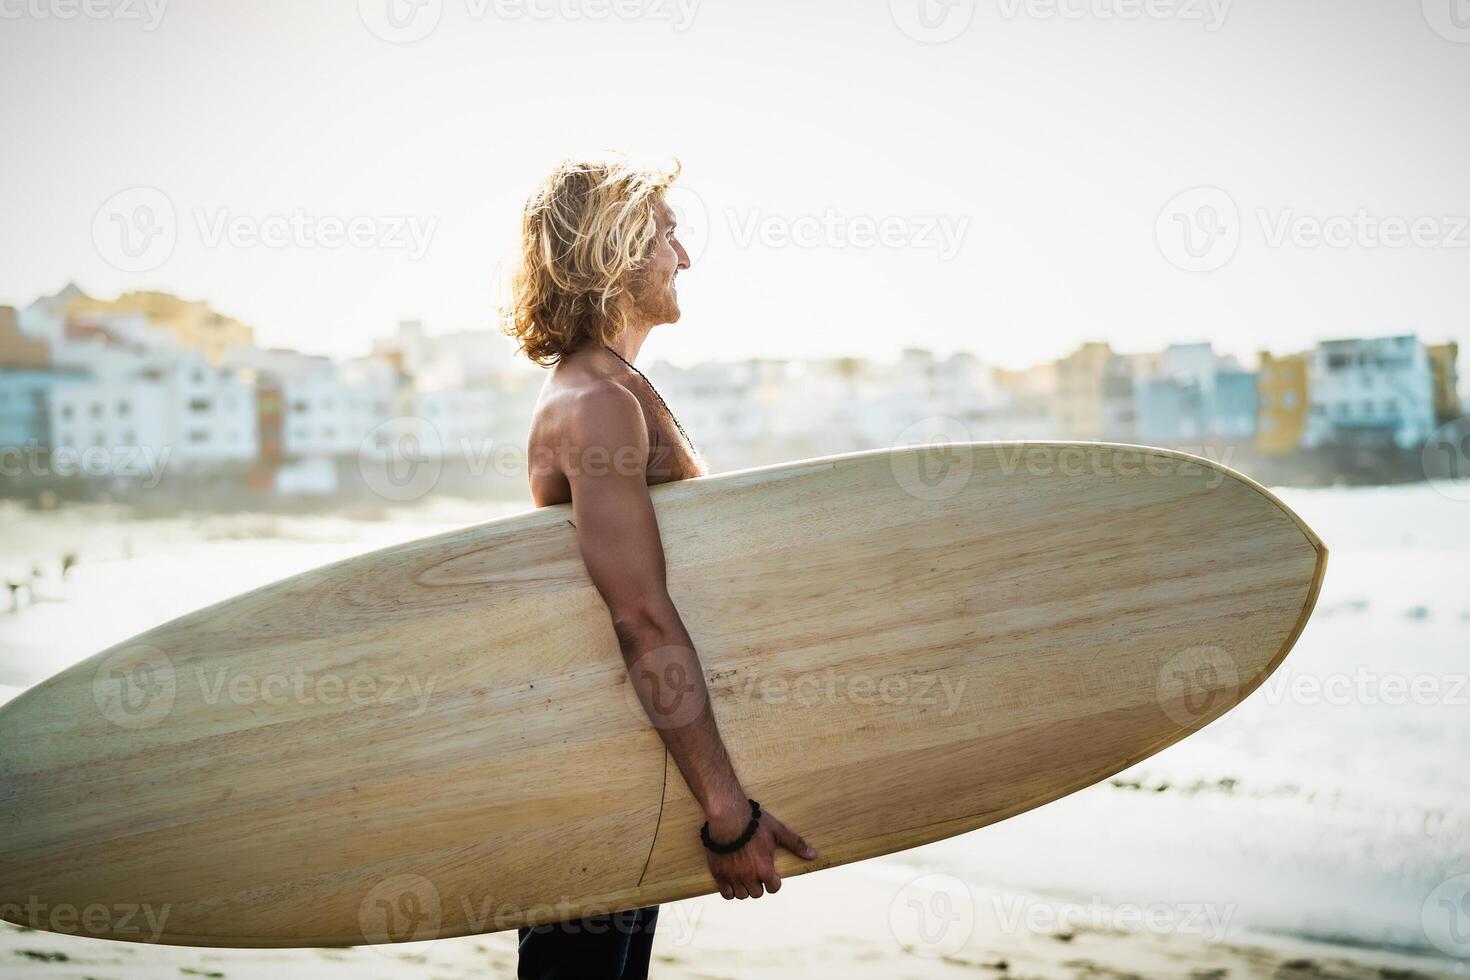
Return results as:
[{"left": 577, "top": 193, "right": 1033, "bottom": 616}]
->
[{"left": 705, "top": 808, "right": 818, "bottom": 900}]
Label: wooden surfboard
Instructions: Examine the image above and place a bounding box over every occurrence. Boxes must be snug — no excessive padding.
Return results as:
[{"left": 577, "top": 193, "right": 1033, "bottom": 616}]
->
[{"left": 0, "top": 443, "right": 1326, "bottom": 948}]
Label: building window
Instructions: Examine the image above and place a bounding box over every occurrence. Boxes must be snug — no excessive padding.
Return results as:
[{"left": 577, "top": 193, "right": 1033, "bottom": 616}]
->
[
  {"left": 90, "top": 402, "right": 103, "bottom": 419},
  {"left": 117, "top": 401, "right": 130, "bottom": 416},
  {"left": 1283, "top": 392, "right": 1297, "bottom": 408},
  {"left": 123, "top": 430, "right": 136, "bottom": 444},
  {"left": 189, "top": 398, "right": 212, "bottom": 412},
  {"left": 61, "top": 405, "right": 74, "bottom": 420},
  {"left": 189, "top": 431, "right": 209, "bottom": 443}
]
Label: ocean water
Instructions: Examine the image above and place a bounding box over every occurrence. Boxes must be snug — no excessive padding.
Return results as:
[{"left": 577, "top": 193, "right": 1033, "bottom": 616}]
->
[{"left": 1, "top": 484, "right": 1467, "bottom": 962}]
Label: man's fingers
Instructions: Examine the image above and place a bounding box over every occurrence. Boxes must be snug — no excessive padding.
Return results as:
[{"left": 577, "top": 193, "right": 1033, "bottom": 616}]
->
[
  {"left": 773, "top": 819, "right": 818, "bottom": 860},
  {"left": 747, "top": 880, "right": 764, "bottom": 899},
  {"left": 732, "top": 882, "right": 749, "bottom": 900},
  {"left": 764, "top": 870, "right": 782, "bottom": 894},
  {"left": 719, "top": 882, "right": 734, "bottom": 900}
]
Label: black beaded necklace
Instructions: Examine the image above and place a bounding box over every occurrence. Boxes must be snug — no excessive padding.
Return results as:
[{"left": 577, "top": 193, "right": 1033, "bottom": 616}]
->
[{"left": 603, "top": 344, "right": 699, "bottom": 456}]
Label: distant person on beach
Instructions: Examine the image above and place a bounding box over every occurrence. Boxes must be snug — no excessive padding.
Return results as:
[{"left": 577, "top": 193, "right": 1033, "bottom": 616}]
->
[{"left": 504, "top": 158, "right": 819, "bottom": 979}]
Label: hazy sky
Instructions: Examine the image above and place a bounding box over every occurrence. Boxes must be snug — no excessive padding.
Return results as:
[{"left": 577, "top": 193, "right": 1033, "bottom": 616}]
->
[{"left": 2, "top": 0, "right": 1467, "bottom": 370}]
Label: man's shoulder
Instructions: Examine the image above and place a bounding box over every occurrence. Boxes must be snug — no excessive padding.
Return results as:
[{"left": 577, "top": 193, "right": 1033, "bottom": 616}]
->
[{"left": 546, "top": 375, "right": 646, "bottom": 440}]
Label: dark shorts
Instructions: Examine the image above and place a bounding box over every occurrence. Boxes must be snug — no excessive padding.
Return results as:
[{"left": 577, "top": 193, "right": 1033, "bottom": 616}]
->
[{"left": 517, "top": 904, "right": 659, "bottom": 980}]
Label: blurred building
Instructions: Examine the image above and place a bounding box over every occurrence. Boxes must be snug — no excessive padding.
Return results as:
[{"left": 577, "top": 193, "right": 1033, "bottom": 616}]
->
[
  {"left": 989, "top": 362, "right": 1056, "bottom": 440},
  {"left": 1128, "top": 343, "right": 1257, "bottom": 446},
  {"left": 67, "top": 290, "right": 255, "bottom": 365},
  {"left": 0, "top": 305, "right": 49, "bottom": 369},
  {"left": 1255, "top": 352, "right": 1309, "bottom": 456},
  {"left": 1427, "top": 342, "right": 1462, "bottom": 424},
  {"left": 1301, "top": 336, "right": 1436, "bottom": 450},
  {"left": 1052, "top": 342, "right": 1113, "bottom": 439},
  {"left": 48, "top": 357, "right": 259, "bottom": 471}
]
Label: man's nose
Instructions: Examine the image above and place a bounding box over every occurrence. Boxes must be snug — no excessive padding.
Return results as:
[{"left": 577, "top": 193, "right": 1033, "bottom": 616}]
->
[{"left": 674, "top": 239, "right": 691, "bottom": 269}]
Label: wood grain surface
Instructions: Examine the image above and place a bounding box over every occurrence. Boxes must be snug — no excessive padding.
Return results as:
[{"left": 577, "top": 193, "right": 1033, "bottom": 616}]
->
[{"left": 0, "top": 443, "right": 1326, "bottom": 947}]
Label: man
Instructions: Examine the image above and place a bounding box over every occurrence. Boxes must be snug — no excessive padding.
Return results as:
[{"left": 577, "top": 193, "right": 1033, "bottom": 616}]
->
[{"left": 503, "top": 158, "right": 819, "bottom": 979}]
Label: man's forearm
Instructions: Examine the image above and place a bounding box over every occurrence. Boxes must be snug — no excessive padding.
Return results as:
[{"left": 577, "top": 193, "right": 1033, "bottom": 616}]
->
[{"left": 615, "top": 611, "right": 751, "bottom": 836}]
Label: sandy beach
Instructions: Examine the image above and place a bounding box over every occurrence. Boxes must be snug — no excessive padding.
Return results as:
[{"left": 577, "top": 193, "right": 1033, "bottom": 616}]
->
[{"left": 2, "top": 863, "right": 1462, "bottom": 980}]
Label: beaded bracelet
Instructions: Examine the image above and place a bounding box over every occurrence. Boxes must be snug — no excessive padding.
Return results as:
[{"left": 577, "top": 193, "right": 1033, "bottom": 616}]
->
[{"left": 700, "top": 799, "right": 762, "bottom": 854}]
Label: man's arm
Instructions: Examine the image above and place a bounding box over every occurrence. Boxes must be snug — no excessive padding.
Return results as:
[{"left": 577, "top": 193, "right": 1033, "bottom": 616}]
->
[{"left": 562, "top": 381, "right": 817, "bottom": 900}]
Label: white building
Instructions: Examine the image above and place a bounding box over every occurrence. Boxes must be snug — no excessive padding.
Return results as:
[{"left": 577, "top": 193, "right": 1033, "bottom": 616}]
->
[
  {"left": 413, "top": 385, "right": 498, "bottom": 460},
  {"left": 48, "top": 357, "right": 259, "bottom": 473},
  {"left": 1302, "top": 335, "right": 1436, "bottom": 450},
  {"left": 647, "top": 359, "right": 790, "bottom": 453},
  {"left": 281, "top": 357, "right": 401, "bottom": 459}
]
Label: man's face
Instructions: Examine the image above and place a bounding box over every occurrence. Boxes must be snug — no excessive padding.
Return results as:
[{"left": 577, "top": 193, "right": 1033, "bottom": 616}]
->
[{"left": 630, "top": 197, "right": 691, "bottom": 327}]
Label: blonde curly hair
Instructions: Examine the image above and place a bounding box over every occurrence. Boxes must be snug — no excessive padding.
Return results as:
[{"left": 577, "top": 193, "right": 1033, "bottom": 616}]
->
[{"left": 503, "top": 156, "right": 682, "bottom": 366}]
